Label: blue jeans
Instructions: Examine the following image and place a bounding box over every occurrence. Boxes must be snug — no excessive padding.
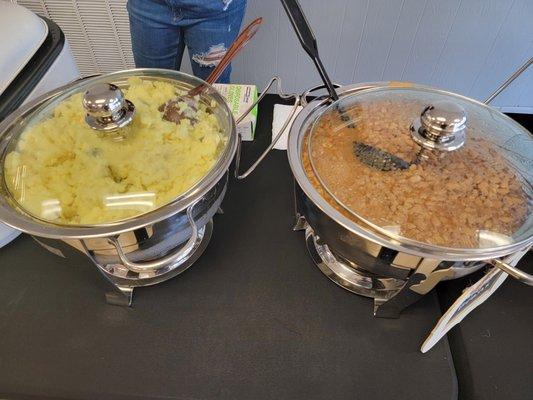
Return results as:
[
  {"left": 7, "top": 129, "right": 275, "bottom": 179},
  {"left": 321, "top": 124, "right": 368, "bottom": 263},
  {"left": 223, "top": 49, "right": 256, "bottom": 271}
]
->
[{"left": 127, "top": 0, "right": 246, "bottom": 83}]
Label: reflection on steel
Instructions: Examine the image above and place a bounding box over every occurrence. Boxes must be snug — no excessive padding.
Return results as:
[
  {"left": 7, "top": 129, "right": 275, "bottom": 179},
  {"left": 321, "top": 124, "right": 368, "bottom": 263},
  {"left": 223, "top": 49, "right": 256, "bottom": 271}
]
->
[
  {"left": 410, "top": 101, "right": 466, "bottom": 152},
  {"left": 30, "top": 178, "right": 225, "bottom": 306},
  {"left": 83, "top": 83, "right": 136, "bottom": 131}
]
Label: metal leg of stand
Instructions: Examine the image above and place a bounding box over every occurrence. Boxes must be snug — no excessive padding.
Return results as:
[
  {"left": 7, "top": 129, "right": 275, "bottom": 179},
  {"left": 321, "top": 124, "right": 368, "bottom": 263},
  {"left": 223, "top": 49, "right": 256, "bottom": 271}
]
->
[
  {"left": 373, "top": 273, "right": 427, "bottom": 318},
  {"left": 374, "top": 263, "right": 455, "bottom": 318},
  {"left": 293, "top": 215, "right": 307, "bottom": 231},
  {"left": 105, "top": 285, "right": 134, "bottom": 307}
]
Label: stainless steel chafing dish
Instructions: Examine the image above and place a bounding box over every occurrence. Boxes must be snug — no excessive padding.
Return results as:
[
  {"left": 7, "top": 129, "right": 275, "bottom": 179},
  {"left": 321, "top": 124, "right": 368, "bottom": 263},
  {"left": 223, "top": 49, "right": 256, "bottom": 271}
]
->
[
  {"left": 234, "top": 0, "right": 532, "bottom": 352},
  {"left": 0, "top": 69, "right": 251, "bottom": 306}
]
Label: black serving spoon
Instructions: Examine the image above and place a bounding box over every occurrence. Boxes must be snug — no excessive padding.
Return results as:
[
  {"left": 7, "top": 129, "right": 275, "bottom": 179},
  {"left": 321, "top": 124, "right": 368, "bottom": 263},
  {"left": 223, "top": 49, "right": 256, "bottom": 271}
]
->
[
  {"left": 280, "top": 0, "right": 408, "bottom": 170},
  {"left": 280, "top": 0, "right": 339, "bottom": 102},
  {"left": 353, "top": 142, "right": 411, "bottom": 171},
  {"left": 281, "top": 0, "right": 357, "bottom": 127}
]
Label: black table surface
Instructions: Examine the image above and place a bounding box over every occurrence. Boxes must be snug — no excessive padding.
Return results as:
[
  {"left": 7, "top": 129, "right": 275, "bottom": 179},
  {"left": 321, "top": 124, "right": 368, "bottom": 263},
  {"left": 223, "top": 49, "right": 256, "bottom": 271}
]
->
[
  {"left": 0, "top": 95, "right": 530, "bottom": 400},
  {"left": 437, "top": 263, "right": 533, "bottom": 400},
  {"left": 436, "top": 112, "right": 533, "bottom": 400}
]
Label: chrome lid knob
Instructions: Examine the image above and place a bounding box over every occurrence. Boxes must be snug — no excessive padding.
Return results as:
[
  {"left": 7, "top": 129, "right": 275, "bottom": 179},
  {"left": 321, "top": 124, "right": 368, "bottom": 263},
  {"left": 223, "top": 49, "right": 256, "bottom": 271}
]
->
[
  {"left": 83, "top": 83, "right": 135, "bottom": 131},
  {"left": 410, "top": 101, "right": 466, "bottom": 151}
]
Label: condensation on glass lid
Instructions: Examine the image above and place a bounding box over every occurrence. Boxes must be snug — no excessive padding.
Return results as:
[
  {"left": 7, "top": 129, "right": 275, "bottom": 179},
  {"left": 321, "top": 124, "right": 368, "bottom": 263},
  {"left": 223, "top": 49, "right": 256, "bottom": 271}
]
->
[
  {"left": 37, "top": 192, "right": 157, "bottom": 221},
  {"left": 304, "top": 87, "right": 531, "bottom": 249},
  {"left": 3, "top": 77, "right": 227, "bottom": 226}
]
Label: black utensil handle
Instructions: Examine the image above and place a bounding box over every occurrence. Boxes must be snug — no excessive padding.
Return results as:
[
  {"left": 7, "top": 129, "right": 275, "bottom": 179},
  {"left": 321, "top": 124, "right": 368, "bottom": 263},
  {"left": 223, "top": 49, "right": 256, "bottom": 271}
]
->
[
  {"left": 280, "top": 0, "right": 339, "bottom": 101},
  {"left": 280, "top": 0, "right": 317, "bottom": 57}
]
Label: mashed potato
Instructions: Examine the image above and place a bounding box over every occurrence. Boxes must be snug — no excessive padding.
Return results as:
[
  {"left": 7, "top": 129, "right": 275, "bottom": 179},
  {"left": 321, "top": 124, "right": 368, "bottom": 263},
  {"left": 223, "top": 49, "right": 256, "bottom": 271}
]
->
[{"left": 4, "top": 77, "right": 226, "bottom": 225}]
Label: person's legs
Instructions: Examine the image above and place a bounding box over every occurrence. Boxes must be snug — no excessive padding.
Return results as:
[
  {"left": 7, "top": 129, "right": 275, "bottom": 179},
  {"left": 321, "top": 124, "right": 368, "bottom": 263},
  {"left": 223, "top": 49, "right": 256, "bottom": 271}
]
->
[
  {"left": 127, "top": 0, "right": 186, "bottom": 69},
  {"left": 181, "top": 0, "right": 246, "bottom": 83}
]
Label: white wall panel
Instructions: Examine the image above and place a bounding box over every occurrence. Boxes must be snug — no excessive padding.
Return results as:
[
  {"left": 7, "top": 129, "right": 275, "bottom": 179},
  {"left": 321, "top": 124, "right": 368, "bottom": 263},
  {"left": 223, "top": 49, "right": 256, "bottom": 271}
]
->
[{"left": 12, "top": 0, "right": 533, "bottom": 112}]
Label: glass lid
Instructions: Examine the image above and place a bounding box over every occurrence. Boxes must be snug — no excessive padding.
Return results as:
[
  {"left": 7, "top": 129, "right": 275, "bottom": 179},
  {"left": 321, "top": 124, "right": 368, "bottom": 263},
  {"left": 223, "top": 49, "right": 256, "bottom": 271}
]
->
[
  {"left": 1, "top": 70, "right": 232, "bottom": 226},
  {"left": 306, "top": 85, "right": 532, "bottom": 250}
]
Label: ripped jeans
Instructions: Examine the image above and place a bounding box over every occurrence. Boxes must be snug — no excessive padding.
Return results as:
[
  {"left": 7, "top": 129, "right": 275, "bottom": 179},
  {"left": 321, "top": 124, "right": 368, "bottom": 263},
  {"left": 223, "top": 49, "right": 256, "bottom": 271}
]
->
[{"left": 127, "top": 0, "right": 246, "bottom": 83}]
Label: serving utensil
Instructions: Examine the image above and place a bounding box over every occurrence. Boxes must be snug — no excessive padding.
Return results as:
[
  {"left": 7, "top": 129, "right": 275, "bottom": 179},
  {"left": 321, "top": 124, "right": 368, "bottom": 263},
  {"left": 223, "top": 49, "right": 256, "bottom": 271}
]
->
[
  {"left": 280, "top": 0, "right": 357, "bottom": 125},
  {"left": 353, "top": 142, "right": 410, "bottom": 171},
  {"left": 160, "top": 17, "right": 263, "bottom": 124},
  {"left": 280, "top": 0, "right": 338, "bottom": 102},
  {"left": 82, "top": 18, "right": 261, "bottom": 132}
]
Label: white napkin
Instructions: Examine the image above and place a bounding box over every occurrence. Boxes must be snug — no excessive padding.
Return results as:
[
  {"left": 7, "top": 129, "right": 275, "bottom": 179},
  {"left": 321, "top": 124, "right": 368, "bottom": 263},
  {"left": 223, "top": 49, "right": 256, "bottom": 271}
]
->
[
  {"left": 0, "top": 222, "right": 20, "bottom": 248},
  {"left": 271, "top": 103, "right": 302, "bottom": 150}
]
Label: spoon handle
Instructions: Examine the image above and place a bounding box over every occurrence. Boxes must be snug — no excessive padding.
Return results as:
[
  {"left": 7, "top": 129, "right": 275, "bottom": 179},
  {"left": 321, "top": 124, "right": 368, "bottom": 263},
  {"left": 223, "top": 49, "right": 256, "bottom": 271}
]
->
[
  {"left": 189, "top": 17, "right": 263, "bottom": 96},
  {"left": 280, "top": 0, "right": 339, "bottom": 101}
]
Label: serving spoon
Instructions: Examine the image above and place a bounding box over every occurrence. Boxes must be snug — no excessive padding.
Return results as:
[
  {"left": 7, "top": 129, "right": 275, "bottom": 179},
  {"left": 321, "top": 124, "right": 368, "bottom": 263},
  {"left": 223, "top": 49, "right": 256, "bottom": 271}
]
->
[
  {"left": 83, "top": 17, "right": 263, "bottom": 131},
  {"left": 160, "top": 17, "right": 263, "bottom": 123},
  {"left": 281, "top": 0, "right": 358, "bottom": 127},
  {"left": 280, "top": 0, "right": 338, "bottom": 102}
]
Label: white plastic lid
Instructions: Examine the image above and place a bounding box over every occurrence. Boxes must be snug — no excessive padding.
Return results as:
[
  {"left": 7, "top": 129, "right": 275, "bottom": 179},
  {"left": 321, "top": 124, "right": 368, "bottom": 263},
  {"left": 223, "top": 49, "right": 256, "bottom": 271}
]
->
[{"left": 0, "top": 2, "right": 48, "bottom": 96}]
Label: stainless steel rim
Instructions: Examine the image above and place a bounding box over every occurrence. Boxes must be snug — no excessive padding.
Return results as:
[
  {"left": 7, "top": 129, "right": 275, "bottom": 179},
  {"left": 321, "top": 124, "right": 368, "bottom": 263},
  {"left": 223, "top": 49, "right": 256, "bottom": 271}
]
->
[
  {"left": 287, "top": 82, "right": 533, "bottom": 261},
  {"left": 0, "top": 68, "right": 237, "bottom": 239}
]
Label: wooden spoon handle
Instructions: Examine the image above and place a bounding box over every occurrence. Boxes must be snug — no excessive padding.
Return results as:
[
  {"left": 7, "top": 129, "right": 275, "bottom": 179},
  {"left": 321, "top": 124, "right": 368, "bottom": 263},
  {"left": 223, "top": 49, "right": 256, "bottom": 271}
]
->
[{"left": 189, "top": 17, "right": 263, "bottom": 96}]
